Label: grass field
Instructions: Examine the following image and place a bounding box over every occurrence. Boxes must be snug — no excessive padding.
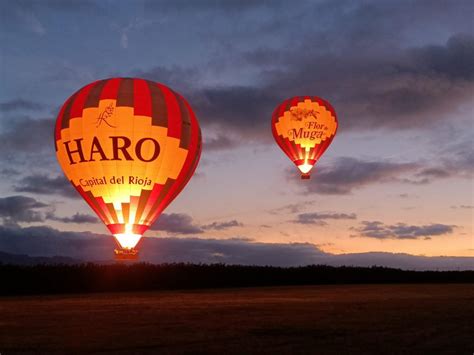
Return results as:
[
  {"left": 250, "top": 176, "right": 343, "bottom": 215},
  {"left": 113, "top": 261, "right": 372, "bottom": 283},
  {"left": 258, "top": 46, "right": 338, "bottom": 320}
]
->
[{"left": 1, "top": 284, "right": 473, "bottom": 354}]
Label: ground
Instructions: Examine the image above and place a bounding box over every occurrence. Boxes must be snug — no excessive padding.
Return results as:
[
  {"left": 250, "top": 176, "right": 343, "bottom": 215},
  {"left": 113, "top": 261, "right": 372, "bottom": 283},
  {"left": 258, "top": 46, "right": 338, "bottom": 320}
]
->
[{"left": 1, "top": 284, "right": 473, "bottom": 354}]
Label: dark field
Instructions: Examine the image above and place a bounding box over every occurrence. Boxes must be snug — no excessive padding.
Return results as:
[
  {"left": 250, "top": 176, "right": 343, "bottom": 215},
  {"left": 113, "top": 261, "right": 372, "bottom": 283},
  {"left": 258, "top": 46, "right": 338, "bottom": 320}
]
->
[{"left": 1, "top": 284, "right": 473, "bottom": 354}]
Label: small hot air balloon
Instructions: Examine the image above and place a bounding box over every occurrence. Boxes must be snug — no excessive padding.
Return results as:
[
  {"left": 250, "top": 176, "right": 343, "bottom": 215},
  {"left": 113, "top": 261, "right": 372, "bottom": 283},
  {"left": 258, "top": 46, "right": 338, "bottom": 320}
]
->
[
  {"left": 271, "top": 97, "right": 338, "bottom": 179},
  {"left": 54, "top": 78, "right": 201, "bottom": 258}
]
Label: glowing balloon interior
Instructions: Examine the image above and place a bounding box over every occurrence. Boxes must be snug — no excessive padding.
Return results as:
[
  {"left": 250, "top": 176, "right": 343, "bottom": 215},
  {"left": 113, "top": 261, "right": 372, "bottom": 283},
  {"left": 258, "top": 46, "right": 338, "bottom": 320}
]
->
[
  {"left": 271, "top": 97, "right": 338, "bottom": 179},
  {"left": 55, "top": 78, "right": 201, "bottom": 258}
]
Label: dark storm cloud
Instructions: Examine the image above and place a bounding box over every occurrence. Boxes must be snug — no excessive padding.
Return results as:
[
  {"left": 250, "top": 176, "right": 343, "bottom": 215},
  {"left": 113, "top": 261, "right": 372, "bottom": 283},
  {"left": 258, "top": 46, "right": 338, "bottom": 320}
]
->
[
  {"left": 202, "top": 220, "right": 243, "bottom": 231},
  {"left": 14, "top": 174, "right": 78, "bottom": 199},
  {"left": 353, "top": 221, "right": 455, "bottom": 240},
  {"left": 0, "top": 196, "right": 47, "bottom": 224},
  {"left": 131, "top": 70, "right": 278, "bottom": 142},
  {"left": 411, "top": 33, "right": 474, "bottom": 80},
  {"left": 46, "top": 212, "right": 99, "bottom": 224},
  {"left": 147, "top": 1, "right": 474, "bottom": 135},
  {"left": 293, "top": 212, "right": 357, "bottom": 225},
  {"left": 298, "top": 157, "right": 419, "bottom": 195},
  {"left": 0, "top": 225, "right": 472, "bottom": 270},
  {"left": 249, "top": 34, "right": 474, "bottom": 132},
  {"left": 0, "top": 99, "right": 44, "bottom": 112},
  {"left": 126, "top": 1, "right": 474, "bottom": 149},
  {"left": 135, "top": 35, "right": 474, "bottom": 142},
  {"left": 150, "top": 213, "right": 204, "bottom": 234}
]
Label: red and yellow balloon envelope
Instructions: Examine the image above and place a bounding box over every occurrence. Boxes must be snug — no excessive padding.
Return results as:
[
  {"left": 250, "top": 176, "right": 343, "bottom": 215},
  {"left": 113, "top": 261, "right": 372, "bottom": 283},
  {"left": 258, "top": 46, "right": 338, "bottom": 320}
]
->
[
  {"left": 271, "top": 97, "right": 338, "bottom": 179},
  {"left": 54, "top": 78, "right": 201, "bottom": 258}
]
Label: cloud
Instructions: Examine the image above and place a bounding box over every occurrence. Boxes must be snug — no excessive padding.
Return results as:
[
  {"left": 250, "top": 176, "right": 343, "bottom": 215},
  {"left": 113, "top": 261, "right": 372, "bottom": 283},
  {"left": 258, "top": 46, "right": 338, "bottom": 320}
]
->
[
  {"left": 150, "top": 213, "right": 204, "bottom": 234},
  {"left": 144, "top": 0, "right": 288, "bottom": 15},
  {"left": 0, "top": 168, "right": 20, "bottom": 177},
  {"left": 140, "top": 237, "right": 324, "bottom": 266},
  {"left": 268, "top": 201, "right": 315, "bottom": 215},
  {"left": 14, "top": 174, "right": 78, "bottom": 198},
  {"left": 402, "top": 137, "right": 474, "bottom": 184},
  {"left": 132, "top": 66, "right": 201, "bottom": 91},
  {"left": 0, "top": 117, "right": 55, "bottom": 164},
  {"left": 297, "top": 157, "right": 419, "bottom": 195},
  {"left": 120, "top": 32, "right": 128, "bottom": 49},
  {"left": 0, "top": 224, "right": 472, "bottom": 270},
  {"left": 204, "top": 135, "right": 240, "bottom": 152},
  {"left": 132, "top": 33, "right": 473, "bottom": 149},
  {"left": 0, "top": 0, "right": 102, "bottom": 32},
  {"left": 294, "top": 138, "right": 472, "bottom": 194},
  {"left": 443, "top": 138, "right": 474, "bottom": 178},
  {"left": 0, "top": 196, "right": 48, "bottom": 224},
  {"left": 353, "top": 221, "right": 456, "bottom": 239},
  {"left": 132, "top": 68, "right": 277, "bottom": 141},
  {"left": 2, "top": 0, "right": 101, "bottom": 35},
  {"left": 0, "top": 225, "right": 110, "bottom": 259},
  {"left": 270, "top": 34, "right": 473, "bottom": 131},
  {"left": 293, "top": 212, "right": 357, "bottom": 225},
  {"left": 451, "top": 205, "right": 473, "bottom": 209},
  {"left": 0, "top": 195, "right": 98, "bottom": 226},
  {"left": 43, "top": 60, "right": 95, "bottom": 86},
  {"left": 0, "top": 99, "right": 44, "bottom": 112},
  {"left": 415, "top": 168, "right": 452, "bottom": 180},
  {"left": 202, "top": 220, "right": 243, "bottom": 230},
  {"left": 46, "top": 212, "right": 99, "bottom": 224},
  {"left": 192, "top": 86, "right": 279, "bottom": 135},
  {"left": 111, "top": 17, "right": 162, "bottom": 50},
  {"left": 151, "top": 214, "right": 244, "bottom": 234},
  {"left": 129, "top": 2, "right": 473, "bottom": 147},
  {"left": 16, "top": 7, "right": 46, "bottom": 35},
  {"left": 171, "top": 35, "right": 473, "bottom": 138}
]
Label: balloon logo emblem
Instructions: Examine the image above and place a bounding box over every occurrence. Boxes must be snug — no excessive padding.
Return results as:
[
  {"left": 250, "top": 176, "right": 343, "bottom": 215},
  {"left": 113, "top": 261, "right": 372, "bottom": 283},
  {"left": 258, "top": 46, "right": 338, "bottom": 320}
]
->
[{"left": 55, "top": 78, "right": 202, "bottom": 258}]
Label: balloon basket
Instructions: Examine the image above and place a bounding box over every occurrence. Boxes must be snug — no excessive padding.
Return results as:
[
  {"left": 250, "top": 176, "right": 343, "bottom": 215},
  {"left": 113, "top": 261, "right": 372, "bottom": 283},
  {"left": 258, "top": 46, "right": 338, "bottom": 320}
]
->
[
  {"left": 114, "top": 248, "right": 139, "bottom": 260},
  {"left": 301, "top": 173, "right": 311, "bottom": 180}
]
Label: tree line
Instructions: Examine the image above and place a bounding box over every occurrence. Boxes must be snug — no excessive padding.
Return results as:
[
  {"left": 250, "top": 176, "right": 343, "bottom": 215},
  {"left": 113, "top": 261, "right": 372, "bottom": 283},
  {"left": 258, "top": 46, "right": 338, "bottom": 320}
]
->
[{"left": 0, "top": 263, "right": 472, "bottom": 296}]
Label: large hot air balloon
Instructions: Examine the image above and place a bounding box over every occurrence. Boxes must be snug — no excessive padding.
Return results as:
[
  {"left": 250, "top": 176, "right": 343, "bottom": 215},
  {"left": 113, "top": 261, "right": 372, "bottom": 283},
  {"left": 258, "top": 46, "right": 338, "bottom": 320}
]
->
[
  {"left": 54, "top": 78, "right": 201, "bottom": 258},
  {"left": 271, "top": 97, "right": 338, "bottom": 179}
]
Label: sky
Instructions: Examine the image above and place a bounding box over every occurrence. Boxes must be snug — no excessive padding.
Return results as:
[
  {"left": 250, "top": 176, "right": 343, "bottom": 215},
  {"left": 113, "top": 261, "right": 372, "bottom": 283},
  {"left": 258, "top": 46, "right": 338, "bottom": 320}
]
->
[{"left": 0, "top": 0, "right": 473, "bottom": 268}]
